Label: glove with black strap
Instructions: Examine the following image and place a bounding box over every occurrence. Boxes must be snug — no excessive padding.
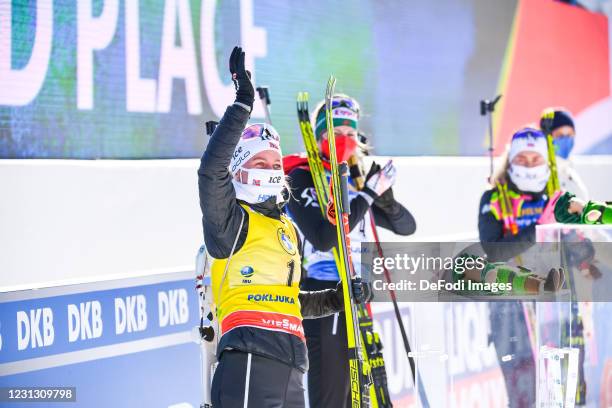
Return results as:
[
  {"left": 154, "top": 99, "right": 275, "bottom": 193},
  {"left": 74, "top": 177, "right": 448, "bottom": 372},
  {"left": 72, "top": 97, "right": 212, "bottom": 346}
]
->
[
  {"left": 360, "top": 160, "right": 396, "bottom": 205},
  {"left": 229, "top": 46, "right": 255, "bottom": 112},
  {"left": 346, "top": 276, "right": 368, "bottom": 304}
]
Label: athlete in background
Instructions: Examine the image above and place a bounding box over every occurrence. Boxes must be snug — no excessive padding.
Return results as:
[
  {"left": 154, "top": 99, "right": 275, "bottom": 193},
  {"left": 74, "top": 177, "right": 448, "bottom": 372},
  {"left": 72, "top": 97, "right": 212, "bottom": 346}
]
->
[
  {"left": 479, "top": 127, "right": 557, "bottom": 407},
  {"left": 285, "top": 94, "right": 416, "bottom": 407},
  {"left": 539, "top": 108, "right": 589, "bottom": 199},
  {"left": 481, "top": 127, "right": 557, "bottom": 257}
]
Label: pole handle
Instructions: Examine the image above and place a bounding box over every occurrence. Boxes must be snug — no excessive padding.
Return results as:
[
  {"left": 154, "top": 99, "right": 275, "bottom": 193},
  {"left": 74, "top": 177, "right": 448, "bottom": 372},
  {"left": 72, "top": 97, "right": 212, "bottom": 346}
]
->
[
  {"left": 256, "top": 86, "right": 271, "bottom": 105},
  {"left": 205, "top": 121, "right": 219, "bottom": 136},
  {"left": 338, "top": 162, "right": 350, "bottom": 215}
]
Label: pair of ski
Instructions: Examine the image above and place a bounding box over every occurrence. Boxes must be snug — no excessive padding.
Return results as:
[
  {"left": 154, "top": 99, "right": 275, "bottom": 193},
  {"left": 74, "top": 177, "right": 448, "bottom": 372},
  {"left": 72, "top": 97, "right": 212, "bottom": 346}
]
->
[
  {"left": 298, "top": 77, "right": 430, "bottom": 407},
  {"left": 298, "top": 85, "right": 373, "bottom": 408}
]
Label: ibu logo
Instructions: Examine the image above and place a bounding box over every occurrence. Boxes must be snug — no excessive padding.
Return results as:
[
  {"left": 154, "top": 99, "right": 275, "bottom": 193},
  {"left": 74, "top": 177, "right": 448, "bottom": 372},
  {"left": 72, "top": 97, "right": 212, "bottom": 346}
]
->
[
  {"left": 240, "top": 266, "right": 254, "bottom": 278},
  {"left": 277, "top": 228, "right": 296, "bottom": 255}
]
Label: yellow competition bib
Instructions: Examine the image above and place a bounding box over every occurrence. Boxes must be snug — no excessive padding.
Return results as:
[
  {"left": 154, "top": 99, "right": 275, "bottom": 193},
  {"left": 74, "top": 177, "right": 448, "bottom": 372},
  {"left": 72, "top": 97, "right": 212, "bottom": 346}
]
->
[{"left": 210, "top": 204, "right": 304, "bottom": 340}]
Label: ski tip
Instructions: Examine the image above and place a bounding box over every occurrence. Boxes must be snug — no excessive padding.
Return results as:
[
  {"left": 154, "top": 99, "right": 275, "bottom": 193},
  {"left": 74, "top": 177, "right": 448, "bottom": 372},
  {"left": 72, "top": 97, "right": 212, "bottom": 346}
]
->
[
  {"left": 296, "top": 92, "right": 309, "bottom": 122},
  {"left": 327, "top": 75, "right": 337, "bottom": 88},
  {"left": 324, "top": 76, "right": 337, "bottom": 104},
  {"left": 297, "top": 91, "right": 310, "bottom": 102},
  {"left": 302, "top": 95, "right": 309, "bottom": 112}
]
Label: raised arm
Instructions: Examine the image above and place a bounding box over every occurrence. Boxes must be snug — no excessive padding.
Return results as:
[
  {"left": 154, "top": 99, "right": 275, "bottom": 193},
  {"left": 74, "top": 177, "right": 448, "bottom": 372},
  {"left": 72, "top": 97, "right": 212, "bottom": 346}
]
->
[{"left": 198, "top": 46, "right": 255, "bottom": 258}]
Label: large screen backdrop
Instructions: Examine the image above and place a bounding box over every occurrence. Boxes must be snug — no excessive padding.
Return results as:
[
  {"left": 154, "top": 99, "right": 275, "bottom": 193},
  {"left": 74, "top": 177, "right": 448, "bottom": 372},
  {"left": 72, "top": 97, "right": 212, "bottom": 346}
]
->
[{"left": 0, "top": 0, "right": 610, "bottom": 158}]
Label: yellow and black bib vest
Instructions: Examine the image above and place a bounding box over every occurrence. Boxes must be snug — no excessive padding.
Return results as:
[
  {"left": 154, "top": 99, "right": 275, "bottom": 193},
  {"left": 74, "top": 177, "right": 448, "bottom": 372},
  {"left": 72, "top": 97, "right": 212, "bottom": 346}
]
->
[{"left": 210, "top": 204, "right": 304, "bottom": 340}]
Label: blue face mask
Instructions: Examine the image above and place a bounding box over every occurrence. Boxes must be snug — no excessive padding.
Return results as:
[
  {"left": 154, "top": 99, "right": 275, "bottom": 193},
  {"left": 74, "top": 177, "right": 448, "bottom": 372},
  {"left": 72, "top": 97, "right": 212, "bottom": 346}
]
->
[{"left": 553, "top": 135, "right": 574, "bottom": 159}]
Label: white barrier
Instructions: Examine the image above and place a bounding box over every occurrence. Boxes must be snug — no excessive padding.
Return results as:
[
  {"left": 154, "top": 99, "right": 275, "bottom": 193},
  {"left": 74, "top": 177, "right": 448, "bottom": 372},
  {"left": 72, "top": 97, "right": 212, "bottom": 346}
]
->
[{"left": 1, "top": 156, "right": 611, "bottom": 289}]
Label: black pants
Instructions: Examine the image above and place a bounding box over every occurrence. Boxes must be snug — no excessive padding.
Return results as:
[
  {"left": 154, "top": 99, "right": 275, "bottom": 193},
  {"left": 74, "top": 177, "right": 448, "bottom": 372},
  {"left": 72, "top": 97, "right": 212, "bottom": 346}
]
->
[
  {"left": 211, "top": 350, "right": 305, "bottom": 408},
  {"left": 303, "top": 312, "right": 350, "bottom": 408}
]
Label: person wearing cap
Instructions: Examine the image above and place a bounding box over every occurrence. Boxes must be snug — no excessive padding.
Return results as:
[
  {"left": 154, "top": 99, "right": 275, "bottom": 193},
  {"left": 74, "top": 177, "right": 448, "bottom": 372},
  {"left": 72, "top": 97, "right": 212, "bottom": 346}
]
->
[
  {"left": 478, "top": 127, "right": 558, "bottom": 407},
  {"left": 539, "top": 108, "right": 589, "bottom": 199},
  {"left": 481, "top": 127, "right": 557, "bottom": 257},
  {"left": 198, "top": 47, "right": 364, "bottom": 408},
  {"left": 284, "top": 94, "right": 416, "bottom": 407},
  {"left": 475, "top": 126, "right": 566, "bottom": 292}
]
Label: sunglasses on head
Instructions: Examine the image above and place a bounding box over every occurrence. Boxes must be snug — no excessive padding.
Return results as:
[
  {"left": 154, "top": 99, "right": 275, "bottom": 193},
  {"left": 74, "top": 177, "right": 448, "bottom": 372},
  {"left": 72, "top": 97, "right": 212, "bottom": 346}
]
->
[
  {"left": 241, "top": 125, "right": 263, "bottom": 140},
  {"left": 331, "top": 98, "right": 359, "bottom": 113},
  {"left": 242, "top": 125, "right": 279, "bottom": 141}
]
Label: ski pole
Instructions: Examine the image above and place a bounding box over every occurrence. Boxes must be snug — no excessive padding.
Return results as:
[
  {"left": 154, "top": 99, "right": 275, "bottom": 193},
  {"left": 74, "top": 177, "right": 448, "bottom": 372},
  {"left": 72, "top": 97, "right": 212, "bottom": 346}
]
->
[
  {"left": 345, "top": 135, "right": 428, "bottom": 405},
  {"left": 256, "top": 86, "right": 272, "bottom": 125},
  {"left": 348, "top": 139, "right": 429, "bottom": 407},
  {"left": 369, "top": 216, "right": 430, "bottom": 407},
  {"left": 347, "top": 139, "right": 429, "bottom": 404},
  {"left": 480, "top": 95, "right": 502, "bottom": 178}
]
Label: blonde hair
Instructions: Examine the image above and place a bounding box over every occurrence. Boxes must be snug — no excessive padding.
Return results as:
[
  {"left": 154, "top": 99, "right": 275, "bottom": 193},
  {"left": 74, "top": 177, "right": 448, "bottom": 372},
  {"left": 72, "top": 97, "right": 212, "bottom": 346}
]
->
[{"left": 489, "top": 147, "right": 510, "bottom": 187}]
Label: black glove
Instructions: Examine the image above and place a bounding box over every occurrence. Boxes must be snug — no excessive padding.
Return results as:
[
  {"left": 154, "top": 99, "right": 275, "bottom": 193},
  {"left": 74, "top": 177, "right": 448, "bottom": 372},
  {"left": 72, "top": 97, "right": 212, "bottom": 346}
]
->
[
  {"left": 365, "top": 161, "right": 396, "bottom": 211},
  {"left": 229, "top": 46, "right": 255, "bottom": 110},
  {"left": 352, "top": 277, "right": 366, "bottom": 304},
  {"left": 337, "top": 277, "right": 368, "bottom": 304},
  {"left": 364, "top": 161, "right": 380, "bottom": 182},
  {"left": 362, "top": 162, "right": 381, "bottom": 200},
  {"left": 374, "top": 184, "right": 395, "bottom": 211}
]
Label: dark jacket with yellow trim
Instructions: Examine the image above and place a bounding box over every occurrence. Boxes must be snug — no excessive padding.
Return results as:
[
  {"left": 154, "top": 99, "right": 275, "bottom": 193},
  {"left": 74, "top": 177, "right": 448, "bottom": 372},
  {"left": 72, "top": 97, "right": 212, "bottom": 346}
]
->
[
  {"left": 478, "top": 182, "right": 548, "bottom": 262},
  {"left": 198, "top": 103, "right": 344, "bottom": 372}
]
